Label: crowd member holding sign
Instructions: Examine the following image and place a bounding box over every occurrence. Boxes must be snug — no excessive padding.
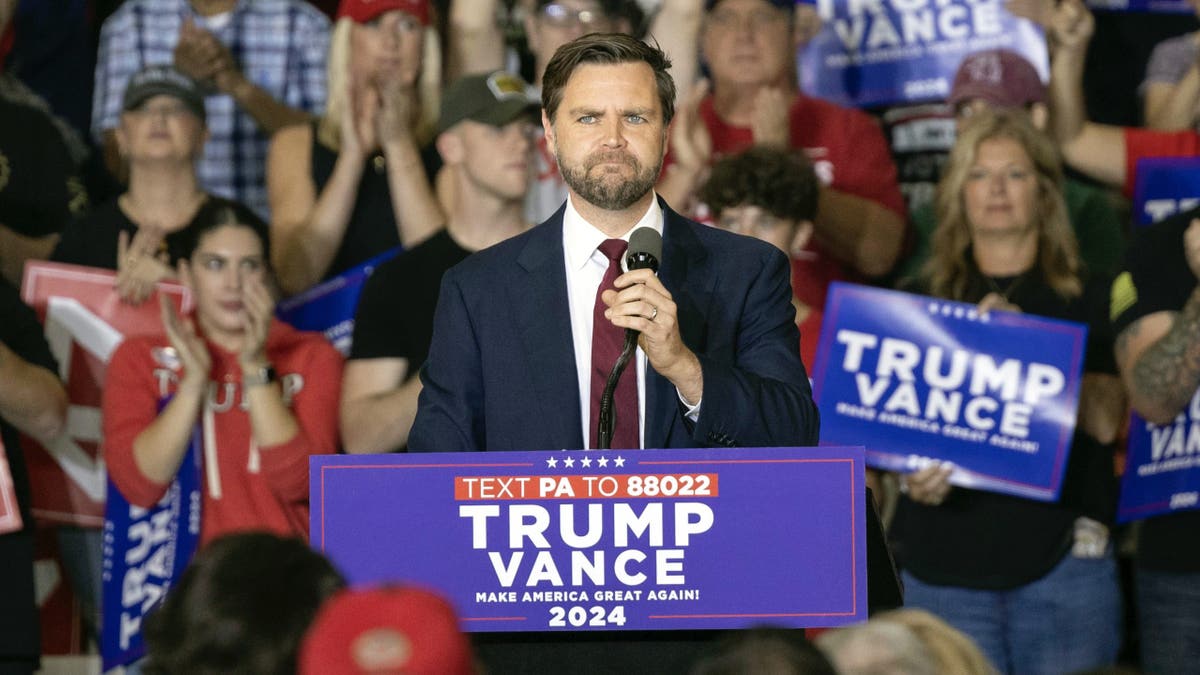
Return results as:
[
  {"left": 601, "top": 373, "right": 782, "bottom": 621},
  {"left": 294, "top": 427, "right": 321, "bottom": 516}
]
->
[
  {"left": 1110, "top": 206, "right": 1200, "bottom": 669},
  {"left": 659, "top": 0, "right": 908, "bottom": 285},
  {"left": 267, "top": 0, "right": 445, "bottom": 297},
  {"left": 0, "top": 276, "right": 67, "bottom": 675},
  {"left": 101, "top": 202, "right": 343, "bottom": 545},
  {"left": 340, "top": 70, "right": 537, "bottom": 454},
  {"left": 410, "top": 33, "right": 817, "bottom": 453},
  {"left": 892, "top": 109, "right": 1123, "bottom": 674},
  {"left": 53, "top": 66, "right": 213, "bottom": 303}
]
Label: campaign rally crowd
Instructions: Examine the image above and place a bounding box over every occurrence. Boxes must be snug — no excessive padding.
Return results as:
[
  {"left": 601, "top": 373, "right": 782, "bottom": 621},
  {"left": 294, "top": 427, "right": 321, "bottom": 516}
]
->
[{"left": 3, "top": 0, "right": 1200, "bottom": 672}]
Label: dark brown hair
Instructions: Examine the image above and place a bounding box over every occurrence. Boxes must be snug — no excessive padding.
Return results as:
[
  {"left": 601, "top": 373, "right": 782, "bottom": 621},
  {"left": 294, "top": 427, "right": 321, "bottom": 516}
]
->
[
  {"left": 701, "top": 146, "right": 820, "bottom": 223},
  {"left": 541, "top": 33, "right": 675, "bottom": 125}
]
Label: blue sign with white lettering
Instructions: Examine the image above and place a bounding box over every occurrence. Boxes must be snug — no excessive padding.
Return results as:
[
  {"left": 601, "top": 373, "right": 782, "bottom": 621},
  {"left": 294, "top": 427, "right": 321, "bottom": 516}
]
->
[
  {"left": 798, "top": 0, "right": 1048, "bottom": 108},
  {"left": 312, "top": 447, "right": 868, "bottom": 631},
  {"left": 275, "top": 248, "right": 400, "bottom": 355},
  {"left": 812, "top": 282, "right": 1087, "bottom": 501},
  {"left": 1131, "top": 157, "right": 1200, "bottom": 226},
  {"left": 1119, "top": 399, "right": 1200, "bottom": 522},
  {"left": 100, "top": 428, "right": 201, "bottom": 670}
]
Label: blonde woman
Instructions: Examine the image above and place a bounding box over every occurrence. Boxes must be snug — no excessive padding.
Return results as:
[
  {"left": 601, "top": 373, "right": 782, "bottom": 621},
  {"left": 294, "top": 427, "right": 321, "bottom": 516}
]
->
[
  {"left": 894, "top": 109, "right": 1124, "bottom": 675},
  {"left": 267, "top": 0, "right": 444, "bottom": 296}
]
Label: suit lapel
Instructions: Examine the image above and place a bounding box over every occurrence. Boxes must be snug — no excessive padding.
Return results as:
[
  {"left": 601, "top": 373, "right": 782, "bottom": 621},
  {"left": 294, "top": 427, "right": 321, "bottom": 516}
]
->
[
  {"left": 644, "top": 207, "right": 711, "bottom": 449},
  {"left": 513, "top": 214, "right": 585, "bottom": 449}
]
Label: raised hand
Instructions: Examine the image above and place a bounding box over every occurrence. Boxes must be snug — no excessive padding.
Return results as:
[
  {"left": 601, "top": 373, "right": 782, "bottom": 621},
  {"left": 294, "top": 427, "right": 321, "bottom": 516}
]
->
[
  {"left": 751, "top": 87, "right": 791, "bottom": 149},
  {"left": 669, "top": 79, "right": 713, "bottom": 174},
  {"left": 116, "top": 227, "right": 173, "bottom": 305},
  {"left": 159, "top": 292, "right": 211, "bottom": 392},
  {"left": 237, "top": 273, "right": 275, "bottom": 368}
]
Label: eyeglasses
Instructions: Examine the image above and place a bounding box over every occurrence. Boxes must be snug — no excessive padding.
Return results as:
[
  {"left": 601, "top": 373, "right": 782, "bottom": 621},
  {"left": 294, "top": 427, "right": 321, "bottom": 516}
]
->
[{"left": 538, "top": 3, "right": 609, "bottom": 29}]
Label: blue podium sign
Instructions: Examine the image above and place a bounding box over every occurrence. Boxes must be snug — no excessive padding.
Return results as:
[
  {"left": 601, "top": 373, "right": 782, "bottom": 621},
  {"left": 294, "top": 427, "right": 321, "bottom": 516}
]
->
[
  {"left": 799, "top": 0, "right": 1047, "bottom": 108},
  {"left": 311, "top": 447, "right": 867, "bottom": 631},
  {"left": 812, "top": 282, "right": 1086, "bottom": 501}
]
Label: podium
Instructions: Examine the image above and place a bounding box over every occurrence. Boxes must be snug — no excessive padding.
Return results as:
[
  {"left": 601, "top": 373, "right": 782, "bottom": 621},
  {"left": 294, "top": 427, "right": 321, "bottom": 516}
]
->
[{"left": 311, "top": 447, "right": 900, "bottom": 674}]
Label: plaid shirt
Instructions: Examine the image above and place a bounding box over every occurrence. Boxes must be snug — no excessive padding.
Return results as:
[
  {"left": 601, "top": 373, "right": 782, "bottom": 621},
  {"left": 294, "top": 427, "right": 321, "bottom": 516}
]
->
[{"left": 93, "top": 0, "right": 330, "bottom": 217}]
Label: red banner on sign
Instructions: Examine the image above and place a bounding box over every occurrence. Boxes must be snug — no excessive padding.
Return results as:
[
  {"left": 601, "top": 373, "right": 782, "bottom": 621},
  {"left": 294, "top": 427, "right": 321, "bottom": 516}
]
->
[{"left": 20, "top": 262, "right": 190, "bottom": 526}]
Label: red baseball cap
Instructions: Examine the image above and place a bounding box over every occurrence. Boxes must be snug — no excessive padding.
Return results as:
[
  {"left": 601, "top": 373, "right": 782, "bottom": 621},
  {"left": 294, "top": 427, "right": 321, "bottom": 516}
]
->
[
  {"left": 298, "top": 586, "right": 476, "bottom": 675},
  {"left": 948, "top": 49, "right": 1046, "bottom": 109},
  {"left": 337, "top": 0, "right": 430, "bottom": 26}
]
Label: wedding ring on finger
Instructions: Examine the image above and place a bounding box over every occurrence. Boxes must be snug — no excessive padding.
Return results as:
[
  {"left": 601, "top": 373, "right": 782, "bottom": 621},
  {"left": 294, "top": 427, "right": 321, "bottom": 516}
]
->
[{"left": 649, "top": 305, "right": 658, "bottom": 321}]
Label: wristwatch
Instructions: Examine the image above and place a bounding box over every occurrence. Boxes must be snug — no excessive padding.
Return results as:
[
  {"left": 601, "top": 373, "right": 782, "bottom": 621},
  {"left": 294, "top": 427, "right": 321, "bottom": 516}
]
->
[{"left": 243, "top": 364, "right": 277, "bottom": 387}]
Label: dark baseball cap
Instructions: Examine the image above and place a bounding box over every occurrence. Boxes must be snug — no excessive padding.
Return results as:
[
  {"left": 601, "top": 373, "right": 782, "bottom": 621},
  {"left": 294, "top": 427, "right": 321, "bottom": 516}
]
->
[
  {"left": 436, "top": 71, "right": 538, "bottom": 134},
  {"left": 948, "top": 49, "right": 1046, "bottom": 110},
  {"left": 121, "top": 65, "right": 207, "bottom": 121}
]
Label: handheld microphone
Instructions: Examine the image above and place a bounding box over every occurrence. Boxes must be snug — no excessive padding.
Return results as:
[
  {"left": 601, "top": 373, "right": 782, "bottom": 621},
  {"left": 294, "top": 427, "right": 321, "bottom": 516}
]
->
[{"left": 597, "top": 227, "right": 663, "bottom": 450}]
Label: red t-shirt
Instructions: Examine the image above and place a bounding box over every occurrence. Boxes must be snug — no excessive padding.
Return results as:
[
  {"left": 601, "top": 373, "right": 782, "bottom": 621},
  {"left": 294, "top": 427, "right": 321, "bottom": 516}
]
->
[
  {"left": 1123, "top": 127, "right": 1200, "bottom": 197},
  {"left": 103, "top": 319, "right": 343, "bottom": 545},
  {"left": 693, "top": 93, "right": 905, "bottom": 365}
]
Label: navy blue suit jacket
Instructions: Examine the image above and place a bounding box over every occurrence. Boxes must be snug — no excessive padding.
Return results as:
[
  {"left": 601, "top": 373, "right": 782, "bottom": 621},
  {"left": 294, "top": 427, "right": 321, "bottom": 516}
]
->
[{"left": 408, "top": 202, "right": 819, "bottom": 452}]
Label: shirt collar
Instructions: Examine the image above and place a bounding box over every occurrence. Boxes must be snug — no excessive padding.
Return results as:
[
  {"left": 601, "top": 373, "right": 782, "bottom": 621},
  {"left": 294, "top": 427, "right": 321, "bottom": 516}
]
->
[{"left": 562, "top": 195, "right": 664, "bottom": 272}]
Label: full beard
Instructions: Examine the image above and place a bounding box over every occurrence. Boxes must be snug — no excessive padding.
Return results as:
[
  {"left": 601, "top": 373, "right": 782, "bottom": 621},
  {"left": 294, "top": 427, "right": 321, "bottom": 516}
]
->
[{"left": 559, "top": 150, "right": 660, "bottom": 211}]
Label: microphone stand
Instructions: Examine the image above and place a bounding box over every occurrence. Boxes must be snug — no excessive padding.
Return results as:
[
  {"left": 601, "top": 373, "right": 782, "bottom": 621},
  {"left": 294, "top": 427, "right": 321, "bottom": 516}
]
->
[{"left": 596, "top": 329, "right": 638, "bottom": 450}]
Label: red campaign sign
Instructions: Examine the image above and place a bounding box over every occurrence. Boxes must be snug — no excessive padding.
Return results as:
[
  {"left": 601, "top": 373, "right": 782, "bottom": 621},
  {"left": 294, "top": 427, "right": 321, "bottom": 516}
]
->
[{"left": 21, "top": 262, "right": 191, "bottom": 526}]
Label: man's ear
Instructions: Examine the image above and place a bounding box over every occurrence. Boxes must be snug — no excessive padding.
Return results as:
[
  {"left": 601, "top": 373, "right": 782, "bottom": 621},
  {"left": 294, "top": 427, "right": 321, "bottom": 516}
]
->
[
  {"left": 436, "top": 130, "right": 464, "bottom": 164},
  {"left": 541, "top": 109, "right": 556, "bottom": 156}
]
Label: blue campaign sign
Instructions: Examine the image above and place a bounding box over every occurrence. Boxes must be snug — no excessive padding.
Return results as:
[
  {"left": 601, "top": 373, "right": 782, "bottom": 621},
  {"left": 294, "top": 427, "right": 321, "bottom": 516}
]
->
[
  {"left": 100, "top": 429, "right": 201, "bottom": 671},
  {"left": 275, "top": 248, "right": 400, "bottom": 355},
  {"left": 798, "top": 0, "right": 1048, "bottom": 108},
  {"left": 812, "top": 282, "right": 1087, "bottom": 501},
  {"left": 1119, "top": 393, "right": 1200, "bottom": 522},
  {"left": 1131, "top": 157, "right": 1200, "bottom": 226},
  {"left": 1086, "top": 0, "right": 1192, "bottom": 13},
  {"left": 312, "top": 447, "right": 867, "bottom": 631}
]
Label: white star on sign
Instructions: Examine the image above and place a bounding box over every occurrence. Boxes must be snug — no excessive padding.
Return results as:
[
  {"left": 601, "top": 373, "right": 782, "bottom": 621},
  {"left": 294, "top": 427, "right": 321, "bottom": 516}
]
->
[
  {"left": 581, "top": 457, "right": 592, "bottom": 468},
  {"left": 614, "top": 456, "right": 626, "bottom": 467},
  {"left": 547, "top": 457, "right": 558, "bottom": 468},
  {"left": 563, "top": 456, "right": 576, "bottom": 468},
  {"left": 597, "top": 456, "right": 609, "bottom": 467}
]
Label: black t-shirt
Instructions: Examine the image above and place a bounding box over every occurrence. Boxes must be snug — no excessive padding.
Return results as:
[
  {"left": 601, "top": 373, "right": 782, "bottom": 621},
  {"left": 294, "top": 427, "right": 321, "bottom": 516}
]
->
[
  {"left": 350, "top": 228, "right": 470, "bottom": 372},
  {"left": 893, "top": 266, "right": 1118, "bottom": 590},
  {"left": 51, "top": 199, "right": 201, "bottom": 270},
  {"left": 0, "top": 97, "right": 74, "bottom": 239},
  {"left": 0, "top": 275, "right": 58, "bottom": 658},
  {"left": 1111, "top": 206, "right": 1200, "bottom": 572}
]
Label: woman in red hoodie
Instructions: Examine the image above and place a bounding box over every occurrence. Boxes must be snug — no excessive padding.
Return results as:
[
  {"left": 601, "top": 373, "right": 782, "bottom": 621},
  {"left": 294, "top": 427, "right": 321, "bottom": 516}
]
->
[{"left": 102, "top": 201, "right": 343, "bottom": 544}]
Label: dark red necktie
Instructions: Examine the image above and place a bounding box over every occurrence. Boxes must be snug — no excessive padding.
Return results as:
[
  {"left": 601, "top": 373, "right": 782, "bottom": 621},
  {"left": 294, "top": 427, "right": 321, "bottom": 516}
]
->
[{"left": 590, "top": 239, "right": 639, "bottom": 450}]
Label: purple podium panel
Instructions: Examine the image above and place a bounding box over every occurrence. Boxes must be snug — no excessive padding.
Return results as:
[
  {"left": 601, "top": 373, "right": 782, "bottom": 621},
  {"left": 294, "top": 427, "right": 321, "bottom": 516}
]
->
[{"left": 311, "top": 447, "right": 867, "bottom": 632}]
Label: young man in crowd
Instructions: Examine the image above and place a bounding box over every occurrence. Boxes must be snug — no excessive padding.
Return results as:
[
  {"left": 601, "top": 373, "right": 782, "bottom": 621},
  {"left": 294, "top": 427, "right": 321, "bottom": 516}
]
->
[{"left": 340, "top": 71, "right": 538, "bottom": 454}]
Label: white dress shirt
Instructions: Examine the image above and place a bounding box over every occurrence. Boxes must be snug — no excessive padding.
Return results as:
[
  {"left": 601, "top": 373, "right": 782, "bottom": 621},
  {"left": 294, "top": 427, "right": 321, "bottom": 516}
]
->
[{"left": 562, "top": 195, "right": 699, "bottom": 449}]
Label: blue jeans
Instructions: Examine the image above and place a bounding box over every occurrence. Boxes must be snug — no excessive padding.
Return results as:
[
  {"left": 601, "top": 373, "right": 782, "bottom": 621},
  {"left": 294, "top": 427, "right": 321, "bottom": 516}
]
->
[
  {"left": 902, "top": 552, "right": 1122, "bottom": 675},
  {"left": 1136, "top": 568, "right": 1200, "bottom": 675}
]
